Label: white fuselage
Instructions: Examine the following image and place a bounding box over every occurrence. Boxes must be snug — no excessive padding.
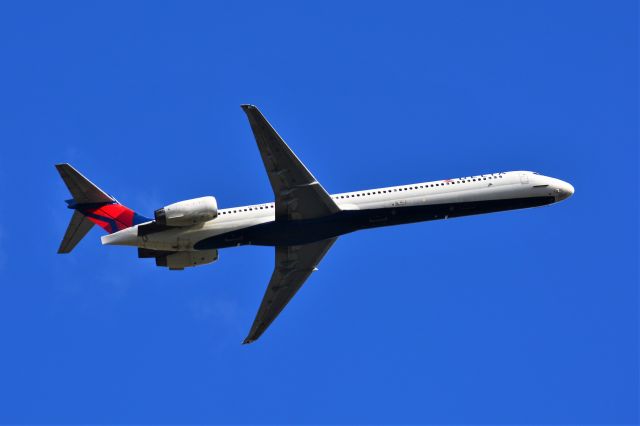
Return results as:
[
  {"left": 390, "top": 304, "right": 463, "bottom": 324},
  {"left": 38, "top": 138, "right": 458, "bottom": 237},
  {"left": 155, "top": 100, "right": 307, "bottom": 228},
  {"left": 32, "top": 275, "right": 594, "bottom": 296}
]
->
[
  {"left": 58, "top": 103, "right": 577, "bottom": 343},
  {"left": 102, "top": 170, "right": 574, "bottom": 251}
]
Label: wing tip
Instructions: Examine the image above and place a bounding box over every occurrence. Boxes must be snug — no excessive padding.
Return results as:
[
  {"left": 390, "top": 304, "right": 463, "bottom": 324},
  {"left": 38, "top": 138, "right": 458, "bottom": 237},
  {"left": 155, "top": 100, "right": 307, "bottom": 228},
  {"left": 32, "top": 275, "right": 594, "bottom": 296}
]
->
[{"left": 240, "top": 104, "right": 257, "bottom": 111}]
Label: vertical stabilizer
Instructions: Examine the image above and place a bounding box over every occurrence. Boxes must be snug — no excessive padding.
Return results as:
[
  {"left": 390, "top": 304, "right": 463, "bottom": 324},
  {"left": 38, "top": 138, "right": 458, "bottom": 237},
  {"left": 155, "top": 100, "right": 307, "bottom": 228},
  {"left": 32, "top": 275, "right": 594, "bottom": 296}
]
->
[{"left": 55, "top": 163, "right": 150, "bottom": 253}]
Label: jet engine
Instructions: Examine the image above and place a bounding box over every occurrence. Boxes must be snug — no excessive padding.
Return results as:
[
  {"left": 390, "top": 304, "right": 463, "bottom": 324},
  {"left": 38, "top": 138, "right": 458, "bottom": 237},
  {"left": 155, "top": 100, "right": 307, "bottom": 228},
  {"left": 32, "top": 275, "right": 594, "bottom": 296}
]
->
[
  {"left": 154, "top": 196, "right": 217, "bottom": 226},
  {"left": 156, "top": 249, "right": 219, "bottom": 270}
]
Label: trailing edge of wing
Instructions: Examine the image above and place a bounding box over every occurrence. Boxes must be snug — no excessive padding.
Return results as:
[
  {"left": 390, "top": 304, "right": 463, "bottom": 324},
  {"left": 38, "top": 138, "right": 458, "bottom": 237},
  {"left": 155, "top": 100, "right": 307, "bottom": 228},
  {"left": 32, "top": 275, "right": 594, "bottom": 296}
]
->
[{"left": 241, "top": 104, "right": 340, "bottom": 221}]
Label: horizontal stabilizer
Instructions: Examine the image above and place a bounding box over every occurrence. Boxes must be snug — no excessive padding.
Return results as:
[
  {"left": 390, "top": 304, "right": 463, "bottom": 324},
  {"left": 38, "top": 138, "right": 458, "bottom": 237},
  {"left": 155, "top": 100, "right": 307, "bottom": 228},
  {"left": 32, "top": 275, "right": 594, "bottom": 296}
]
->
[
  {"left": 58, "top": 210, "right": 94, "bottom": 253},
  {"left": 55, "top": 163, "right": 114, "bottom": 204},
  {"left": 56, "top": 163, "right": 150, "bottom": 254}
]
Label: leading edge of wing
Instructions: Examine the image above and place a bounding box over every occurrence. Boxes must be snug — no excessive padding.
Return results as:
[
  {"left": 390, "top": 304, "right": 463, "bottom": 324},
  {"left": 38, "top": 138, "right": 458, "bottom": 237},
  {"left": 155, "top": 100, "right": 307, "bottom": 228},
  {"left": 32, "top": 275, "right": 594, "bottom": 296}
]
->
[
  {"left": 243, "top": 237, "right": 338, "bottom": 344},
  {"left": 240, "top": 104, "right": 340, "bottom": 221}
]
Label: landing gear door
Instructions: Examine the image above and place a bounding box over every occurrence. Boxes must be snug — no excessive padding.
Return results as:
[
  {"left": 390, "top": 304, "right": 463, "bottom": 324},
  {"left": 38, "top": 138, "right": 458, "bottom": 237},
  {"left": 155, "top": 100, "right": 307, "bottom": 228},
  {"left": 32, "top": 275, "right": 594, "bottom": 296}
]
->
[{"left": 520, "top": 173, "right": 529, "bottom": 184}]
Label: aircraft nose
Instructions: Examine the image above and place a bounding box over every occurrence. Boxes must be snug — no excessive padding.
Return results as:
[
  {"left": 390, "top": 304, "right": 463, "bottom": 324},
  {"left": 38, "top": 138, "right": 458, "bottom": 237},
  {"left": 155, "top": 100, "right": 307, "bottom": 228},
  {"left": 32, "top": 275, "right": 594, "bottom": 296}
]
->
[{"left": 556, "top": 180, "right": 575, "bottom": 201}]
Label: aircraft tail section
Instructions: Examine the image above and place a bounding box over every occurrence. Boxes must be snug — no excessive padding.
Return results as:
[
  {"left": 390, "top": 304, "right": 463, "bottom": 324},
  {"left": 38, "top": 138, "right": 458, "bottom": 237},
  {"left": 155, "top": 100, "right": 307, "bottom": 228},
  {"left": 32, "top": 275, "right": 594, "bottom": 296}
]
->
[
  {"left": 55, "top": 163, "right": 150, "bottom": 253},
  {"left": 58, "top": 210, "right": 94, "bottom": 254}
]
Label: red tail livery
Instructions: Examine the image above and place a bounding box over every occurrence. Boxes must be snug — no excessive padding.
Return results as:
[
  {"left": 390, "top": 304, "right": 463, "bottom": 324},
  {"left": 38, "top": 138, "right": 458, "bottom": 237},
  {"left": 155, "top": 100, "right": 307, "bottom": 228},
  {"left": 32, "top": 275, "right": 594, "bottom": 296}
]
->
[{"left": 56, "top": 163, "right": 149, "bottom": 253}]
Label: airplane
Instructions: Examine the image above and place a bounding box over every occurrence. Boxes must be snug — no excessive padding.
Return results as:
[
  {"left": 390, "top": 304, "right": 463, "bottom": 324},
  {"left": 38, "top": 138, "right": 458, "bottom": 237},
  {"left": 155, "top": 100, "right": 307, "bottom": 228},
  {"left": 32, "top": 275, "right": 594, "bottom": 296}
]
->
[{"left": 56, "top": 104, "right": 575, "bottom": 344}]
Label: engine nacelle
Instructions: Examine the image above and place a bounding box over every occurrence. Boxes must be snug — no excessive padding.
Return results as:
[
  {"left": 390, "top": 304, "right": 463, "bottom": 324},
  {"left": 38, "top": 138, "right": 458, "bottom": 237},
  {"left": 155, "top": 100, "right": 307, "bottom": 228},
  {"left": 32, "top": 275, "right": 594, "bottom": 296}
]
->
[
  {"left": 154, "top": 196, "right": 217, "bottom": 226},
  {"left": 156, "top": 249, "right": 218, "bottom": 270}
]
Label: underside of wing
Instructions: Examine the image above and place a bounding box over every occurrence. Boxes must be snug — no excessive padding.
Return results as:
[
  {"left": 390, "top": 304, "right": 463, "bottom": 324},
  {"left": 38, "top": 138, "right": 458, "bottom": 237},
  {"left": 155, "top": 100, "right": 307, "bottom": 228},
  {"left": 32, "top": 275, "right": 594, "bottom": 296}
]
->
[
  {"left": 241, "top": 104, "right": 340, "bottom": 221},
  {"left": 244, "top": 237, "right": 337, "bottom": 344}
]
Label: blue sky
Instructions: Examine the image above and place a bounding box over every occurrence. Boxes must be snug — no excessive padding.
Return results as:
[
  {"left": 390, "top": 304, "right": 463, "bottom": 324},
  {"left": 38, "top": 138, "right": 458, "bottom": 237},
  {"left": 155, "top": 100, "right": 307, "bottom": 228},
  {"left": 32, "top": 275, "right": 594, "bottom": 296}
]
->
[{"left": 0, "top": 1, "right": 637, "bottom": 423}]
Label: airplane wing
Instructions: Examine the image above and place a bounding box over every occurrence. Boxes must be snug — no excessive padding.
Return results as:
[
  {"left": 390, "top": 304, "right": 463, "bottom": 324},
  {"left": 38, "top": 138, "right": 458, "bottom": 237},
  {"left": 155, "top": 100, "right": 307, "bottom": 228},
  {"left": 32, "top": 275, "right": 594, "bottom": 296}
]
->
[
  {"left": 243, "top": 237, "right": 337, "bottom": 344},
  {"left": 57, "top": 210, "right": 94, "bottom": 253},
  {"left": 241, "top": 104, "right": 340, "bottom": 221}
]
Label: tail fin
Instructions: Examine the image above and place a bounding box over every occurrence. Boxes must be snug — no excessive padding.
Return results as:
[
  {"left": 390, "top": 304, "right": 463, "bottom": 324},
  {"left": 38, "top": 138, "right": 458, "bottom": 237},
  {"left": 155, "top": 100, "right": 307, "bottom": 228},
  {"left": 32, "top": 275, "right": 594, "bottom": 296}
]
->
[{"left": 55, "top": 163, "right": 150, "bottom": 253}]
